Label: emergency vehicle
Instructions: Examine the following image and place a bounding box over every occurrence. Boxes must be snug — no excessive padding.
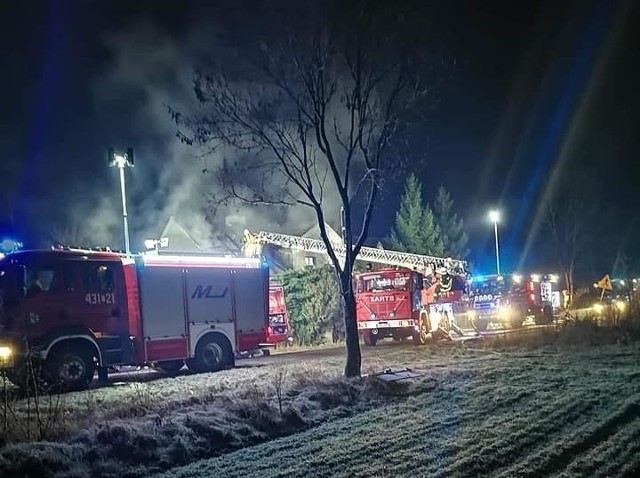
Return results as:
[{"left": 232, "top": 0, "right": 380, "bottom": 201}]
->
[
  {"left": 242, "top": 229, "right": 468, "bottom": 346},
  {"left": 354, "top": 267, "right": 467, "bottom": 345},
  {"left": 260, "top": 283, "right": 292, "bottom": 353},
  {"left": 0, "top": 248, "right": 269, "bottom": 391},
  {"left": 467, "top": 273, "right": 560, "bottom": 330}
]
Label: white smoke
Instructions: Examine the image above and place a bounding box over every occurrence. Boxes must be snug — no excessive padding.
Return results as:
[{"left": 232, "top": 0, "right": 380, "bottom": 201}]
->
[{"left": 69, "top": 20, "right": 345, "bottom": 252}]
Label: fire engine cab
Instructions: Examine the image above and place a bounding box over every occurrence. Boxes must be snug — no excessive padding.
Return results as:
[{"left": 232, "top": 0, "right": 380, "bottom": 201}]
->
[
  {"left": 355, "top": 268, "right": 442, "bottom": 345},
  {"left": 260, "top": 283, "right": 292, "bottom": 354},
  {"left": 267, "top": 284, "right": 290, "bottom": 344},
  {"left": 355, "top": 267, "right": 468, "bottom": 346},
  {"left": 467, "top": 273, "right": 560, "bottom": 330},
  {"left": 0, "top": 248, "right": 269, "bottom": 391}
]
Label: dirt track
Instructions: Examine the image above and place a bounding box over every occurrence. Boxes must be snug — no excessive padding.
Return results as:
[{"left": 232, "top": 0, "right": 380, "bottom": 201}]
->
[{"left": 99, "top": 323, "right": 554, "bottom": 384}]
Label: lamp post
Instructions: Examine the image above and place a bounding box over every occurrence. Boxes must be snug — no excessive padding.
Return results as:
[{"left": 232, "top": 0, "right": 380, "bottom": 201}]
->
[
  {"left": 489, "top": 210, "right": 500, "bottom": 275},
  {"left": 108, "top": 148, "right": 134, "bottom": 255}
]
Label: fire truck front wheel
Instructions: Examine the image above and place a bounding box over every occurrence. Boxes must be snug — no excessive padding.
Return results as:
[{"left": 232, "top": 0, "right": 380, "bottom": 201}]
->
[
  {"left": 46, "top": 341, "right": 96, "bottom": 392},
  {"left": 188, "top": 334, "right": 232, "bottom": 373},
  {"left": 412, "top": 313, "right": 429, "bottom": 345}
]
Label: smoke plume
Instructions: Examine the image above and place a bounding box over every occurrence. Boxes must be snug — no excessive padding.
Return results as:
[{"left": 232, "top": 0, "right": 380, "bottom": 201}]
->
[{"left": 75, "top": 20, "right": 340, "bottom": 252}]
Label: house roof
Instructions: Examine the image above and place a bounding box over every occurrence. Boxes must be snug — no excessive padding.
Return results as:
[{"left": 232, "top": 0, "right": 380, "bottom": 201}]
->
[
  {"left": 302, "top": 222, "right": 343, "bottom": 244},
  {"left": 160, "top": 216, "right": 203, "bottom": 252},
  {"left": 159, "top": 216, "right": 240, "bottom": 255}
]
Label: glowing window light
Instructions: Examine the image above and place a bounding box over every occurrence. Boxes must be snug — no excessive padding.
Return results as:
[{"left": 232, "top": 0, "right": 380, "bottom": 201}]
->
[{"left": 141, "top": 253, "right": 262, "bottom": 269}]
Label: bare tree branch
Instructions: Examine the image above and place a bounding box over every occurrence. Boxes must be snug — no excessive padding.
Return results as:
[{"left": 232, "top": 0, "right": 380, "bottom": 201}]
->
[{"left": 171, "top": 2, "right": 440, "bottom": 377}]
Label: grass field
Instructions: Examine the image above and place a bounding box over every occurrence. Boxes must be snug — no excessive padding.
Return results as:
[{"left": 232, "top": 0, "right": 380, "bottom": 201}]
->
[
  {"left": 154, "top": 345, "right": 640, "bottom": 478},
  {"left": 1, "top": 323, "right": 640, "bottom": 477}
]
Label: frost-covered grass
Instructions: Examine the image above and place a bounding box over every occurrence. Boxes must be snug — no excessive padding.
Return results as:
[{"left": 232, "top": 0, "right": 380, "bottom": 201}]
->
[
  {"left": 155, "top": 345, "right": 640, "bottom": 478},
  {"left": 0, "top": 357, "right": 343, "bottom": 443},
  {"left": 2, "top": 320, "right": 640, "bottom": 477},
  {"left": 0, "top": 358, "right": 407, "bottom": 478}
]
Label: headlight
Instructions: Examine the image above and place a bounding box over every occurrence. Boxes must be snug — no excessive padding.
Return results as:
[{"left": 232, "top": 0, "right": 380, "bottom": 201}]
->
[
  {"left": 370, "top": 313, "right": 376, "bottom": 320},
  {"left": 389, "top": 312, "right": 395, "bottom": 318},
  {"left": 615, "top": 300, "right": 626, "bottom": 312},
  {"left": 0, "top": 346, "right": 12, "bottom": 361},
  {"left": 592, "top": 303, "right": 604, "bottom": 314},
  {"left": 467, "top": 310, "right": 476, "bottom": 320}
]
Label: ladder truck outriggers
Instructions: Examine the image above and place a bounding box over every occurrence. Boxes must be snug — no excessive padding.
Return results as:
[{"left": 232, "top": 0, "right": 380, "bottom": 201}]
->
[{"left": 242, "top": 229, "right": 468, "bottom": 346}]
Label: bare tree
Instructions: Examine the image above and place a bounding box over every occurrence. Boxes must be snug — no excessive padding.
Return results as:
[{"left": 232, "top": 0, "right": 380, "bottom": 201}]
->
[
  {"left": 543, "top": 181, "right": 597, "bottom": 304},
  {"left": 172, "top": 3, "right": 440, "bottom": 376},
  {"left": 49, "top": 223, "right": 94, "bottom": 248}
]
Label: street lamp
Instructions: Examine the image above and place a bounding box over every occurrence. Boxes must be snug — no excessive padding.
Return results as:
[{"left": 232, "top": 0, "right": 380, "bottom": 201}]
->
[
  {"left": 489, "top": 210, "right": 501, "bottom": 275},
  {"left": 108, "top": 147, "right": 134, "bottom": 255}
]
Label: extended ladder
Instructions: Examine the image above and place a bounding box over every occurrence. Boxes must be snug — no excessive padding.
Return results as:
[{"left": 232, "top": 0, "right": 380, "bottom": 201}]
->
[{"left": 242, "top": 230, "right": 467, "bottom": 276}]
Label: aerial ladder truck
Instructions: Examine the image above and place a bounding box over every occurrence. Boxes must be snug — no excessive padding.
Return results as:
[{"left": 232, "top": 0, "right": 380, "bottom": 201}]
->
[{"left": 242, "top": 229, "right": 468, "bottom": 345}]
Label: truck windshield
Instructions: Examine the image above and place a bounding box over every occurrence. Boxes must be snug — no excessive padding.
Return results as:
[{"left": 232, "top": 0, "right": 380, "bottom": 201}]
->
[
  {"left": 358, "top": 274, "right": 410, "bottom": 292},
  {"left": 471, "top": 279, "right": 505, "bottom": 296}
]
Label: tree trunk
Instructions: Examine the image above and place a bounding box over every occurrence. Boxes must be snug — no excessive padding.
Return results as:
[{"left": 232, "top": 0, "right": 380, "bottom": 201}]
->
[
  {"left": 564, "top": 269, "right": 574, "bottom": 307},
  {"left": 340, "top": 270, "right": 361, "bottom": 377}
]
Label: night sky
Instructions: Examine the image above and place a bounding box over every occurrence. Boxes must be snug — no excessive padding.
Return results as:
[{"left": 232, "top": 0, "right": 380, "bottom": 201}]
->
[{"left": 1, "top": 0, "right": 639, "bottom": 279}]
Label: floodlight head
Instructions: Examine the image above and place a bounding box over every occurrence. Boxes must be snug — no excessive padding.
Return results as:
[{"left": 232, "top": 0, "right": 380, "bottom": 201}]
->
[
  {"left": 489, "top": 210, "right": 500, "bottom": 223},
  {"left": 108, "top": 147, "right": 134, "bottom": 168}
]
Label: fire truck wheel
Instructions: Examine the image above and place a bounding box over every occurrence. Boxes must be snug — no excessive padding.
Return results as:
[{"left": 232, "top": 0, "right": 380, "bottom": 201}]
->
[
  {"left": 412, "top": 313, "right": 429, "bottom": 345},
  {"left": 46, "top": 342, "right": 96, "bottom": 392},
  {"left": 189, "top": 334, "right": 232, "bottom": 373}
]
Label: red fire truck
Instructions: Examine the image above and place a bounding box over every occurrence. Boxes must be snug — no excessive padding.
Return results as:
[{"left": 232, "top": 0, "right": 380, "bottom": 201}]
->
[
  {"left": 0, "top": 248, "right": 269, "bottom": 391},
  {"left": 355, "top": 268, "right": 430, "bottom": 345},
  {"left": 260, "top": 283, "right": 291, "bottom": 354},
  {"left": 467, "top": 273, "right": 560, "bottom": 330},
  {"left": 355, "top": 267, "right": 467, "bottom": 346}
]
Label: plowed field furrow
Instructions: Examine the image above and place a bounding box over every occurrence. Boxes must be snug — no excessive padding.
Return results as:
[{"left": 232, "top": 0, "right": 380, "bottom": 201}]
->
[
  {"left": 436, "top": 401, "right": 600, "bottom": 477},
  {"left": 498, "top": 398, "right": 640, "bottom": 478},
  {"left": 585, "top": 417, "right": 640, "bottom": 478}
]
